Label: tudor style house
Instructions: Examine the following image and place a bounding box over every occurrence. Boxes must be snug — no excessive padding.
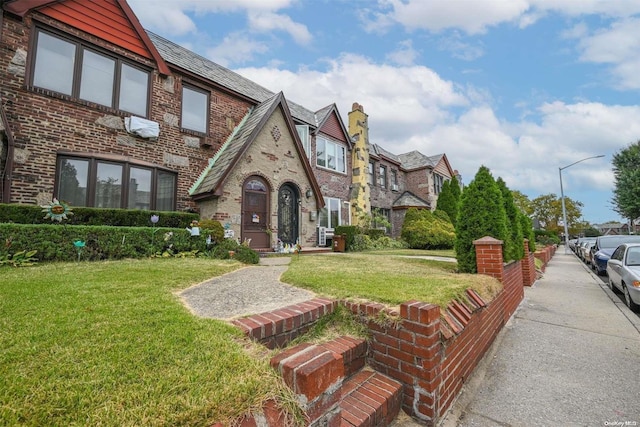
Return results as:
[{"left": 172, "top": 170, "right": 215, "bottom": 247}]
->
[
  {"left": 0, "top": 0, "right": 352, "bottom": 250},
  {"left": 0, "top": 0, "right": 458, "bottom": 248}
]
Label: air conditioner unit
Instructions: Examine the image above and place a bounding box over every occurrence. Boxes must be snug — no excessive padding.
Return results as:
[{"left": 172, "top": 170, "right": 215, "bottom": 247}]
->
[
  {"left": 318, "top": 227, "right": 327, "bottom": 246},
  {"left": 125, "top": 116, "right": 160, "bottom": 139},
  {"left": 391, "top": 184, "right": 399, "bottom": 191}
]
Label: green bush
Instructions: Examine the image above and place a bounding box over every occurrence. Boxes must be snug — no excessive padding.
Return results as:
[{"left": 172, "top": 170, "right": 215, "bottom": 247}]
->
[
  {"left": 455, "top": 166, "right": 509, "bottom": 273},
  {"left": 519, "top": 213, "right": 536, "bottom": 252},
  {"left": 401, "top": 208, "right": 455, "bottom": 249},
  {"left": 534, "top": 229, "right": 560, "bottom": 245},
  {"left": 350, "top": 234, "right": 407, "bottom": 252},
  {"left": 198, "top": 219, "right": 225, "bottom": 244},
  {"left": 0, "top": 223, "right": 259, "bottom": 264},
  {"left": 208, "top": 238, "right": 259, "bottom": 264},
  {"left": 497, "top": 178, "right": 524, "bottom": 261},
  {"left": 366, "top": 228, "right": 386, "bottom": 240},
  {"left": 335, "top": 225, "right": 358, "bottom": 251},
  {"left": 0, "top": 203, "right": 198, "bottom": 227}
]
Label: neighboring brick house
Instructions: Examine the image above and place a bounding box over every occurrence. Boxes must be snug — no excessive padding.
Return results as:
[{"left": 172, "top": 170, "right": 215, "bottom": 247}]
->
[
  {"left": 348, "top": 103, "right": 459, "bottom": 238},
  {"left": 0, "top": 0, "right": 352, "bottom": 249}
]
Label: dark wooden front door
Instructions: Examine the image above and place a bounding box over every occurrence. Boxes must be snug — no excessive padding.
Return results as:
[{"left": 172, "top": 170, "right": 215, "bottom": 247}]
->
[
  {"left": 242, "top": 177, "right": 270, "bottom": 249},
  {"left": 278, "top": 184, "right": 298, "bottom": 245}
]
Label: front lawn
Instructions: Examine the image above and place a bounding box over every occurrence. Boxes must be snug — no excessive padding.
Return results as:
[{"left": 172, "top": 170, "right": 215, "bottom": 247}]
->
[
  {"left": 282, "top": 252, "right": 501, "bottom": 309},
  {"left": 0, "top": 259, "right": 298, "bottom": 426}
]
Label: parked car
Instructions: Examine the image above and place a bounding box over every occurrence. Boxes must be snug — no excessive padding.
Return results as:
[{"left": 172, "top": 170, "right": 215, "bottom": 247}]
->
[
  {"left": 576, "top": 238, "right": 596, "bottom": 261},
  {"left": 591, "top": 235, "right": 640, "bottom": 275},
  {"left": 582, "top": 241, "right": 596, "bottom": 265},
  {"left": 606, "top": 243, "right": 640, "bottom": 312}
]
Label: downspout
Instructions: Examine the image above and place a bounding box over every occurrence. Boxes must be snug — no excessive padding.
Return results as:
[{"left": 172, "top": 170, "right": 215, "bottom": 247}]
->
[{"left": 1, "top": 98, "right": 15, "bottom": 203}]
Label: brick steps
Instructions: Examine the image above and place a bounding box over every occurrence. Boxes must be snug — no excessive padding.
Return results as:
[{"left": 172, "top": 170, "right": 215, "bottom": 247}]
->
[
  {"left": 340, "top": 369, "right": 402, "bottom": 427},
  {"left": 269, "top": 336, "right": 402, "bottom": 427}
]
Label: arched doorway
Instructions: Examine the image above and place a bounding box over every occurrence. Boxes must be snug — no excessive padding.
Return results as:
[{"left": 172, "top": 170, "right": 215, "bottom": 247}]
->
[
  {"left": 242, "top": 176, "right": 270, "bottom": 249},
  {"left": 278, "top": 183, "right": 299, "bottom": 246}
]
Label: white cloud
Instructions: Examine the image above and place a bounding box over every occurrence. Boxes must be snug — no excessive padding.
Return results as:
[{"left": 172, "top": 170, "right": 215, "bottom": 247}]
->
[
  {"left": 362, "top": 0, "right": 640, "bottom": 35},
  {"left": 437, "top": 32, "right": 485, "bottom": 61},
  {"left": 574, "top": 18, "right": 640, "bottom": 89},
  {"left": 386, "top": 40, "right": 420, "bottom": 65},
  {"left": 248, "top": 11, "right": 312, "bottom": 45},
  {"left": 205, "top": 33, "right": 269, "bottom": 67}
]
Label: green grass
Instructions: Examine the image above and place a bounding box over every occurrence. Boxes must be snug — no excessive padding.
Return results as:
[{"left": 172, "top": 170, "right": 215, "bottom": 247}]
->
[
  {"left": 362, "top": 248, "right": 456, "bottom": 258},
  {"left": 0, "top": 259, "right": 300, "bottom": 426},
  {"left": 282, "top": 253, "right": 501, "bottom": 309}
]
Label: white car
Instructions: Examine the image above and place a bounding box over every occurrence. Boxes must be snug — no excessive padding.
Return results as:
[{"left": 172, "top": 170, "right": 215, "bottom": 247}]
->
[{"left": 606, "top": 243, "right": 640, "bottom": 312}]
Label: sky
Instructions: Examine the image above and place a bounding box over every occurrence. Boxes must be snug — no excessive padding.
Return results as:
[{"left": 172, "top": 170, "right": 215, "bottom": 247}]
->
[{"left": 128, "top": 0, "right": 640, "bottom": 225}]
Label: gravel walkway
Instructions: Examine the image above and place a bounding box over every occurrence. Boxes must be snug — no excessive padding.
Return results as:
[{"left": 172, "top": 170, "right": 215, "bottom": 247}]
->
[{"left": 178, "top": 257, "right": 315, "bottom": 320}]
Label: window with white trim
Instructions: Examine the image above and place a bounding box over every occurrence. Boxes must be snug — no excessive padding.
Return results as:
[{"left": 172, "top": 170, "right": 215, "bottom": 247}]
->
[
  {"left": 319, "top": 197, "right": 341, "bottom": 229},
  {"left": 379, "top": 165, "right": 387, "bottom": 188},
  {"left": 296, "top": 125, "right": 311, "bottom": 159},
  {"left": 31, "top": 29, "right": 150, "bottom": 117},
  {"left": 316, "top": 137, "right": 346, "bottom": 173},
  {"left": 434, "top": 173, "right": 445, "bottom": 195},
  {"left": 368, "top": 161, "right": 375, "bottom": 186}
]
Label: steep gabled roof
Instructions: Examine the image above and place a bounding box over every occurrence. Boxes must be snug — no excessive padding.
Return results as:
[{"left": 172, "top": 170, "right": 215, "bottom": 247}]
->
[
  {"left": 147, "top": 31, "right": 317, "bottom": 126},
  {"left": 4, "top": 0, "right": 170, "bottom": 75},
  {"left": 189, "top": 92, "right": 323, "bottom": 206},
  {"left": 392, "top": 191, "right": 431, "bottom": 209},
  {"left": 314, "top": 103, "right": 352, "bottom": 148}
]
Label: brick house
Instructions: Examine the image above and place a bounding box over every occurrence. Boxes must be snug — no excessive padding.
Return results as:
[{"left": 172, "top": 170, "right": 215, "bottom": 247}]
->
[
  {"left": 348, "top": 103, "right": 459, "bottom": 237},
  {"left": 0, "top": 0, "right": 352, "bottom": 250}
]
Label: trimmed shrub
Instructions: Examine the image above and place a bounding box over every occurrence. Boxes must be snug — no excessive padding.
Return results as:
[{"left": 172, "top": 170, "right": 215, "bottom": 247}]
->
[
  {"left": 0, "top": 223, "right": 259, "bottom": 264},
  {"left": 519, "top": 212, "right": 536, "bottom": 252},
  {"left": 198, "top": 219, "right": 225, "bottom": 244},
  {"left": 335, "top": 225, "right": 358, "bottom": 251},
  {"left": 497, "top": 178, "right": 524, "bottom": 261},
  {"left": 455, "top": 166, "right": 509, "bottom": 273},
  {"left": 401, "top": 208, "right": 455, "bottom": 249},
  {"left": 534, "top": 229, "right": 560, "bottom": 245},
  {"left": 0, "top": 203, "right": 198, "bottom": 227}
]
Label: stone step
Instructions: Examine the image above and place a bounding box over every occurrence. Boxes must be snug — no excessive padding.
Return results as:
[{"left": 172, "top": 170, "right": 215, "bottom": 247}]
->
[{"left": 339, "top": 369, "right": 403, "bottom": 427}]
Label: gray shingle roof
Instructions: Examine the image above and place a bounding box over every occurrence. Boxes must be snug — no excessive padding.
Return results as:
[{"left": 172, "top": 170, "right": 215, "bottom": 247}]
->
[
  {"left": 147, "top": 31, "right": 316, "bottom": 126},
  {"left": 371, "top": 143, "right": 401, "bottom": 163},
  {"left": 392, "top": 191, "right": 431, "bottom": 208},
  {"left": 190, "top": 92, "right": 282, "bottom": 197}
]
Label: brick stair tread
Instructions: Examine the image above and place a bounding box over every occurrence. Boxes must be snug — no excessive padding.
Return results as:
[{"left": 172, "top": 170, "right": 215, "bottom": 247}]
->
[{"left": 339, "top": 369, "right": 403, "bottom": 427}]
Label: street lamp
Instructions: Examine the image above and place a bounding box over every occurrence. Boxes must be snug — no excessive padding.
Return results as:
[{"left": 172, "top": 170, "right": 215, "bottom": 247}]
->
[{"left": 559, "top": 154, "right": 605, "bottom": 254}]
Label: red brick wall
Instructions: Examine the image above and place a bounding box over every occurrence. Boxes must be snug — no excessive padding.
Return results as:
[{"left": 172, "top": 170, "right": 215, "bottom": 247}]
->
[
  {"left": 1, "top": 12, "right": 252, "bottom": 211},
  {"left": 344, "top": 236, "right": 528, "bottom": 425}
]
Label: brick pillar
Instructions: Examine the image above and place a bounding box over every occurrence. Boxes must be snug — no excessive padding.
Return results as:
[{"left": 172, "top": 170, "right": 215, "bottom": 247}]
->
[
  {"left": 473, "top": 236, "right": 504, "bottom": 282},
  {"left": 520, "top": 239, "right": 536, "bottom": 287}
]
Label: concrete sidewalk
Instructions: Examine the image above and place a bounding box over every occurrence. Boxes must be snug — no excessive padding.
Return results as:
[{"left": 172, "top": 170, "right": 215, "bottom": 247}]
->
[{"left": 444, "top": 251, "right": 640, "bottom": 427}]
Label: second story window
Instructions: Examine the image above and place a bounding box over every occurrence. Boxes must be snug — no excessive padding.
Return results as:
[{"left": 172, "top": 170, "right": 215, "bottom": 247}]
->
[
  {"left": 31, "top": 29, "right": 150, "bottom": 117},
  {"left": 181, "top": 85, "right": 209, "bottom": 134},
  {"left": 316, "top": 137, "right": 346, "bottom": 173},
  {"left": 378, "top": 165, "right": 387, "bottom": 188},
  {"left": 434, "top": 173, "right": 445, "bottom": 195},
  {"left": 391, "top": 170, "right": 398, "bottom": 189},
  {"left": 368, "top": 161, "right": 375, "bottom": 186},
  {"left": 296, "top": 125, "right": 311, "bottom": 159}
]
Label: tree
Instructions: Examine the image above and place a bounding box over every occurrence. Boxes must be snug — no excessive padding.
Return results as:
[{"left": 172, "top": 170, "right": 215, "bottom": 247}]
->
[
  {"left": 612, "top": 141, "right": 640, "bottom": 222},
  {"left": 511, "top": 190, "right": 533, "bottom": 216},
  {"left": 436, "top": 179, "right": 456, "bottom": 227},
  {"left": 530, "top": 193, "right": 583, "bottom": 236},
  {"left": 455, "top": 166, "right": 509, "bottom": 273},
  {"left": 497, "top": 178, "right": 524, "bottom": 261}
]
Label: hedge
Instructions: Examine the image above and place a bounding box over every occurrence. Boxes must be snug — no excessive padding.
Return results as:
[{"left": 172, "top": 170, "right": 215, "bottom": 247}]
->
[
  {"left": 0, "top": 203, "right": 198, "bottom": 228},
  {"left": 0, "top": 223, "right": 257, "bottom": 263}
]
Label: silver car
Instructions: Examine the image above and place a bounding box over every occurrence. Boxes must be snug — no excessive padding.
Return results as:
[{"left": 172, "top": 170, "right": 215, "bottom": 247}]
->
[{"left": 606, "top": 243, "right": 640, "bottom": 312}]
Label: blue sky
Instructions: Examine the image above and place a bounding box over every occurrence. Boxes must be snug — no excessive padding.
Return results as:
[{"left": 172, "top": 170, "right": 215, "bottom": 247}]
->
[{"left": 129, "top": 0, "right": 640, "bottom": 225}]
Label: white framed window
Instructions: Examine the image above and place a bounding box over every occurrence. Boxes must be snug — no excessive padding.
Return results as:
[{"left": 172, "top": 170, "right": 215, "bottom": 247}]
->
[
  {"left": 368, "top": 161, "right": 375, "bottom": 185},
  {"left": 319, "top": 197, "right": 341, "bottom": 229},
  {"left": 181, "top": 85, "right": 209, "bottom": 133},
  {"left": 296, "top": 125, "right": 311, "bottom": 159},
  {"left": 316, "top": 137, "right": 346, "bottom": 173}
]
